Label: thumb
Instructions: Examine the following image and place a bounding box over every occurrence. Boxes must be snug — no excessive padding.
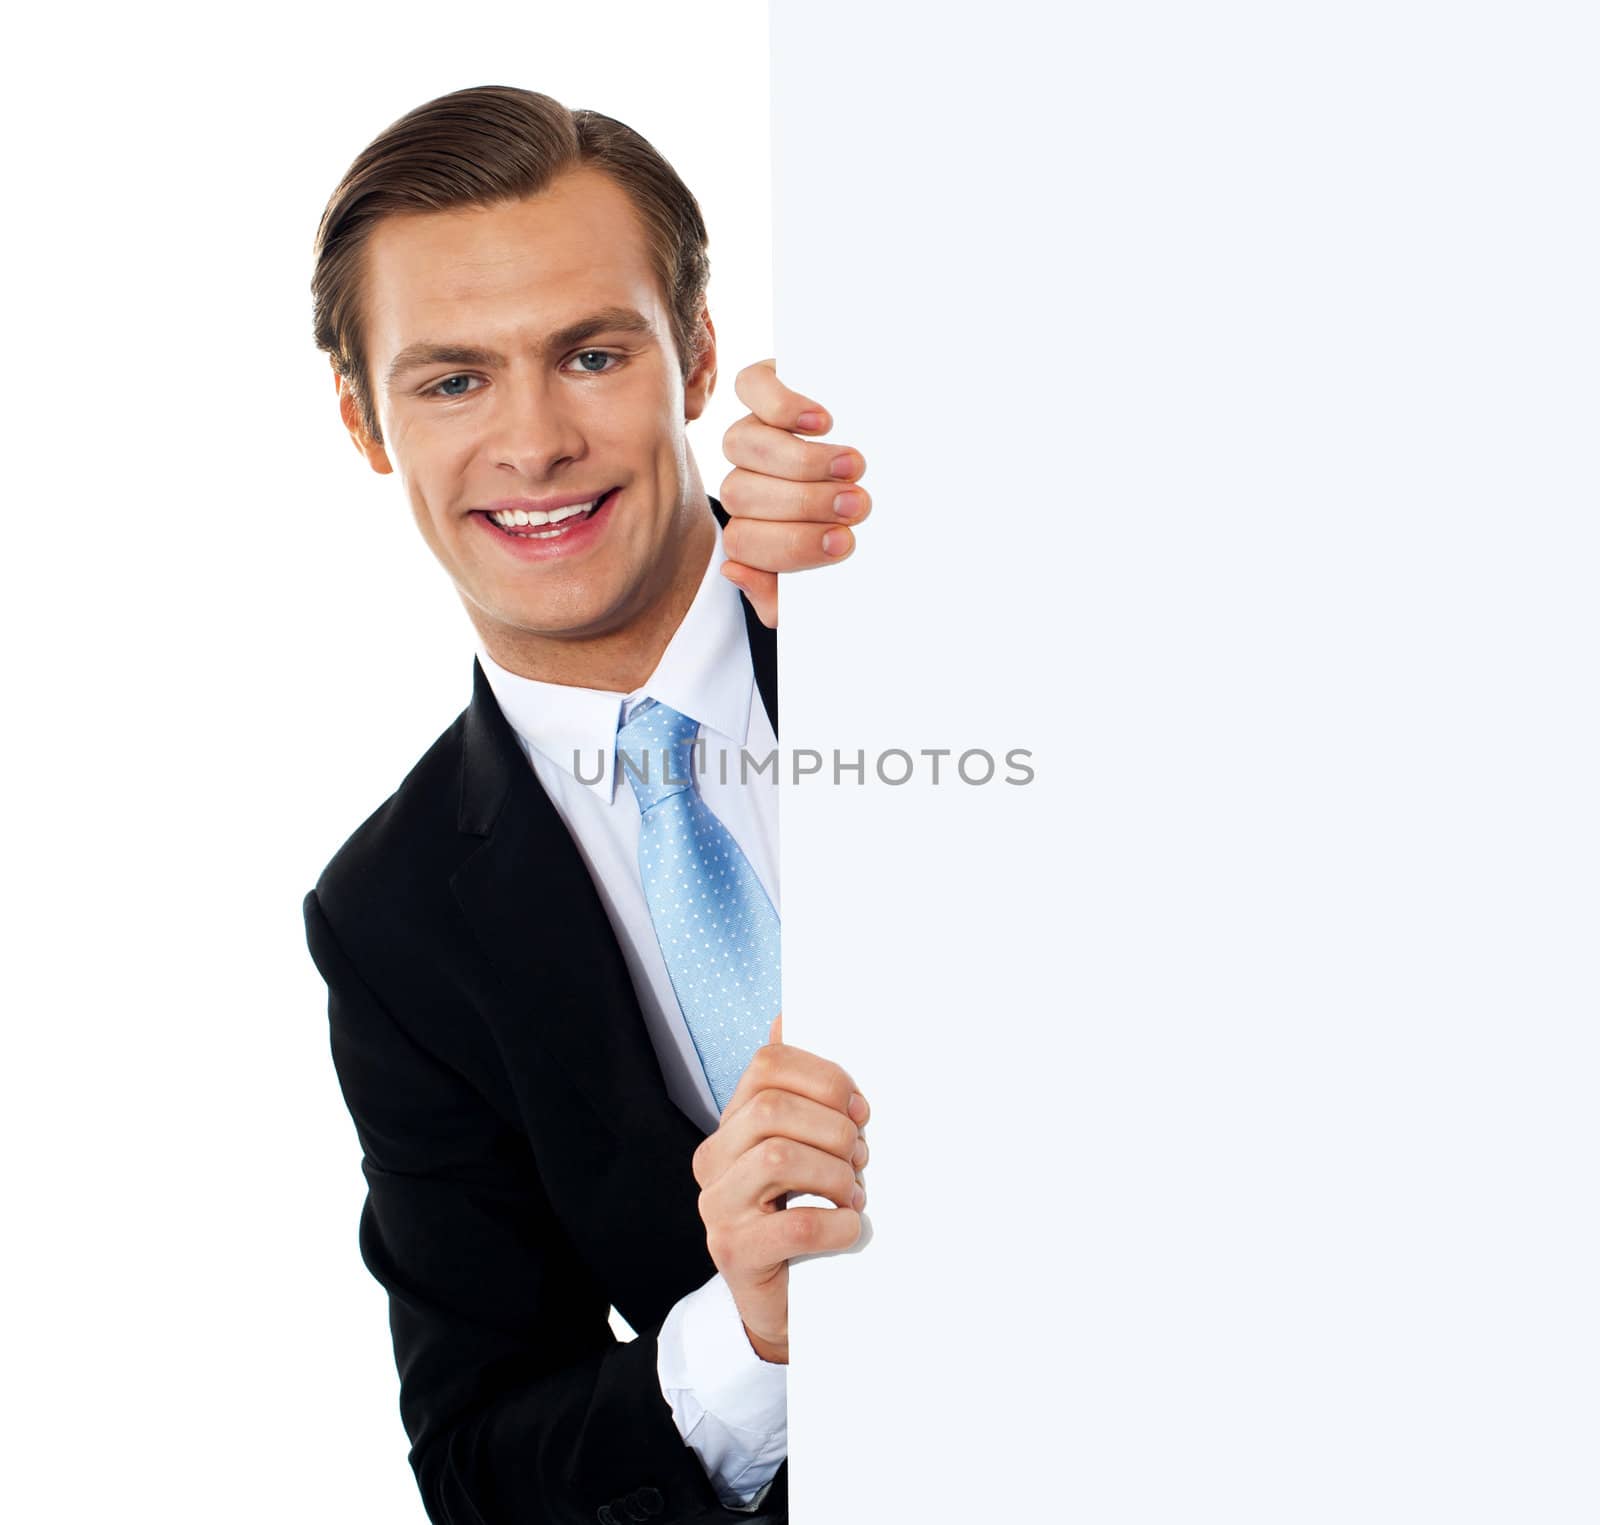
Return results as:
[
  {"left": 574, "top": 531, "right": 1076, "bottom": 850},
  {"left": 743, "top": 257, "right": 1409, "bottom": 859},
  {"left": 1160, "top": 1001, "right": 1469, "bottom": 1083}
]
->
[{"left": 767, "top": 1013, "right": 783, "bottom": 1045}]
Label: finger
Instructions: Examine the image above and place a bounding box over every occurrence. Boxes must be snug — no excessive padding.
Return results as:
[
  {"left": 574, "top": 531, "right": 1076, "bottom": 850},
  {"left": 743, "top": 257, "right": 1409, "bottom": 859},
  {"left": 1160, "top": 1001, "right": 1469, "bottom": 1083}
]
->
[
  {"left": 698, "top": 1079, "right": 871, "bottom": 1192},
  {"left": 733, "top": 359, "right": 832, "bottom": 434},
  {"left": 719, "top": 563, "right": 777, "bottom": 628},
  {"left": 722, "top": 520, "right": 855, "bottom": 576},
  {"left": 698, "top": 1085, "right": 866, "bottom": 1189},
  {"left": 723, "top": 413, "right": 865, "bottom": 483},
  {"left": 720, "top": 469, "right": 873, "bottom": 526},
  {"left": 707, "top": 1135, "right": 863, "bottom": 1216},
  {"left": 719, "top": 1087, "right": 860, "bottom": 1171},
  {"left": 742, "top": 1205, "right": 865, "bottom": 1269},
  {"left": 769, "top": 1014, "right": 783, "bottom": 1044},
  {"left": 719, "top": 1038, "right": 860, "bottom": 1126}
]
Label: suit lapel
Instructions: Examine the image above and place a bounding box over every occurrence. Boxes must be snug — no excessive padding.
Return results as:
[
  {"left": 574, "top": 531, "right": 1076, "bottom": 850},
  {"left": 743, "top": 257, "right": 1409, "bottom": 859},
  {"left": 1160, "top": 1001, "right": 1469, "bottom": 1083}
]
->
[
  {"left": 742, "top": 594, "right": 778, "bottom": 736},
  {"left": 714, "top": 491, "right": 778, "bottom": 737},
  {"left": 451, "top": 658, "right": 684, "bottom": 1142},
  {"left": 713, "top": 492, "right": 780, "bottom": 739},
  {"left": 449, "top": 589, "right": 774, "bottom": 1140}
]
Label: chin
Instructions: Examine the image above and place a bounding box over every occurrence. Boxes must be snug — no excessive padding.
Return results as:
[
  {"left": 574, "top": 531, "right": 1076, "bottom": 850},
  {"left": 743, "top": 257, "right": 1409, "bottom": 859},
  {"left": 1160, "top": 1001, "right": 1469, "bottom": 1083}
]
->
[{"left": 493, "top": 592, "right": 632, "bottom": 643}]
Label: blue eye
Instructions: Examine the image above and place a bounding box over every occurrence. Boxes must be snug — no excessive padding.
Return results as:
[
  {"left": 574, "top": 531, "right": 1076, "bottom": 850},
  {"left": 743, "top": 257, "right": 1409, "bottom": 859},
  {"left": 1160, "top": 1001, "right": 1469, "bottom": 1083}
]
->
[
  {"left": 572, "top": 350, "right": 615, "bottom": 373},
  {"left": 430, "top": 374, "right": 480, "bottom": 398}
]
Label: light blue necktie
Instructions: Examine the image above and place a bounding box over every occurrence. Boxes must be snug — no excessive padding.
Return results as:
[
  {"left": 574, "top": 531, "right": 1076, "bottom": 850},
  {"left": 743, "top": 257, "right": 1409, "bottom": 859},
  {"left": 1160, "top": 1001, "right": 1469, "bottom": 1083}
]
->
[{"left": 617, "top": 697, "right": 781, "bottom": 1113}]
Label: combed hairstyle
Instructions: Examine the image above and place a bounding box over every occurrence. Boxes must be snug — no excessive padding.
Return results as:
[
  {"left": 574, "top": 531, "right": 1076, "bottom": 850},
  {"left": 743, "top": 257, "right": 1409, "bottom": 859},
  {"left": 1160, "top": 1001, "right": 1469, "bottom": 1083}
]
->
[{"left": 311, "top": 85, "right": 711, "bottom": 445}]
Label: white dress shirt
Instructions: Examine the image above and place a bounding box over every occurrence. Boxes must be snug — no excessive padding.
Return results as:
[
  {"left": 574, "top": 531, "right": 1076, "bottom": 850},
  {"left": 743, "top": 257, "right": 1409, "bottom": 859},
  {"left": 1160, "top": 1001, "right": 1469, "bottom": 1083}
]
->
[{"left": 478, "top": 525, "right": 786, "bottom": 1512}]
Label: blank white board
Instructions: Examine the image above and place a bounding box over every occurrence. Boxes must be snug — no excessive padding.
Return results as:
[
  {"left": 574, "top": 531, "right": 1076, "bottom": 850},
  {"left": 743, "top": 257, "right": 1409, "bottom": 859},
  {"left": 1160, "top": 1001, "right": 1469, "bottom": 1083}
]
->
[{"left": 772, "top": 5, "right": 1599, "bottom": 1520}]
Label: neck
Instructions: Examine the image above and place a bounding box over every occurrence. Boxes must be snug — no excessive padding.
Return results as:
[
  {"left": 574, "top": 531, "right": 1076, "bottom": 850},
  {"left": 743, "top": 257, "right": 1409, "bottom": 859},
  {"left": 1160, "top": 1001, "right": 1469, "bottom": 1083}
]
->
[{"left": 474, "top": 509, "right": 716, "bottom": 692}]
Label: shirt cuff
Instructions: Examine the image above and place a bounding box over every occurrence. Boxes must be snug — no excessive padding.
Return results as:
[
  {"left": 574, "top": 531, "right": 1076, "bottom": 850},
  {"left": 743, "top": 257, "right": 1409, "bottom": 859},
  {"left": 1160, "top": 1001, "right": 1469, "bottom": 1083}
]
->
[{"left": 656, "top": 1272, "right": 787, "bottom": 1509}]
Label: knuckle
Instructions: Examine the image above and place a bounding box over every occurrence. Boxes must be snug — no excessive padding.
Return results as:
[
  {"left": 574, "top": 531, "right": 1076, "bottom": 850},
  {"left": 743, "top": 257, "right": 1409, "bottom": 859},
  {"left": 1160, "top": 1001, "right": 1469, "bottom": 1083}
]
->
[
  {"left": 721, "top": 414, "right": 755, "bottom": 460},
  {"left": 749, "top": 425, "right": 788, "bottom": 473},
  {"left": 786, "top": 1211, "right": 821, "bottom": 1250},
  {"left": 759, "top": 1138, "right": 792, "bottom": 1175},
  {"left": 720, "top": 519, "right": 749, "bottom": 563},
  {"left": 718, "top": 469, "right": 749, "bottom": 514},
  {"left": 751, "top": 1089, "right": 783, "bottom": 1128}
]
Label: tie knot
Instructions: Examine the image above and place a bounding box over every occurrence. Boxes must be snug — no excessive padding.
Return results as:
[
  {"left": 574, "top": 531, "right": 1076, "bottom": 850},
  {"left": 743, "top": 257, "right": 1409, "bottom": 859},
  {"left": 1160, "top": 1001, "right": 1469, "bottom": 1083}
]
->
[{"left": 617, "top": 697, "right": 701, "bottom": 812}]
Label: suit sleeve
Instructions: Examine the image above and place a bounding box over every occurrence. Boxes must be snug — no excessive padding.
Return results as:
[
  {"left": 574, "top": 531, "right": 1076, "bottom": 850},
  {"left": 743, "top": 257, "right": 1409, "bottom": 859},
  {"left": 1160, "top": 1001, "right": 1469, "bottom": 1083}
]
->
[{"left": 305, "top": 888, "right": 780, "bottom": 1525}]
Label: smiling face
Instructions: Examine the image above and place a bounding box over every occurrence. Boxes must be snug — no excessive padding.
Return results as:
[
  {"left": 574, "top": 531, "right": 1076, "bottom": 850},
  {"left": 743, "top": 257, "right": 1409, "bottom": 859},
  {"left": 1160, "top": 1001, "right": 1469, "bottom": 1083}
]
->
[{"left": 342, "top": 168, "right": 717, "bottom": 683}]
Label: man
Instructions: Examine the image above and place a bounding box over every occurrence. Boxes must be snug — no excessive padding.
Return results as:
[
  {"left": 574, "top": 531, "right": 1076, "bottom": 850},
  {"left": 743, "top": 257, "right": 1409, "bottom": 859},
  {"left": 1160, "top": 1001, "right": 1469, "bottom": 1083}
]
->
[{"left": 303, "top": 85, "right": 872, "bottom": 1525}]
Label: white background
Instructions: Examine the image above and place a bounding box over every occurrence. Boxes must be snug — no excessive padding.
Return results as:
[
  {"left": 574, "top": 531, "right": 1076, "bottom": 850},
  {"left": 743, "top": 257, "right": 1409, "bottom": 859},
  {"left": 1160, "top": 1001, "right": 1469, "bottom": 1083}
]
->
[
  {"left": 4, "top": 5, "right": 770, "bottom": 1520},
  {"left": 7, "top": 5, "right": 1599, "bottom": 1524},
  {"left": 774, "top": 4, "right": 1598, "bottom": 1522}
]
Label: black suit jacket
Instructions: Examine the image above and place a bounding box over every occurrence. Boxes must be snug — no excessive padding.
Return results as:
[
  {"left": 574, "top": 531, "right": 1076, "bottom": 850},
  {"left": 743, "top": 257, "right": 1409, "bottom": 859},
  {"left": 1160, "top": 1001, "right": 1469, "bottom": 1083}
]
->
[{"left": 304, "top": 548, "right": 786, "bottom": 1525}]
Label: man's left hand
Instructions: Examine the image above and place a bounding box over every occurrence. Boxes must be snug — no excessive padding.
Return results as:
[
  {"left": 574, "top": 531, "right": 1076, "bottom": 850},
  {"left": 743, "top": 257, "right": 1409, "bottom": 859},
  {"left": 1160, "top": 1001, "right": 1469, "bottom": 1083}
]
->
[{"left": 718, "top": 359, "right": 871, "bottom": 628}]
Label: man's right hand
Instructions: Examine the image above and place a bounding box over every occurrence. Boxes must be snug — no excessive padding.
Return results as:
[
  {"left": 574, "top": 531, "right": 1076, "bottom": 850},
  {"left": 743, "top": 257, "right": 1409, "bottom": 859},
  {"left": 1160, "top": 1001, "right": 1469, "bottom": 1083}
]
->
[{"left": 691, "top": 1015, "right": 870, "bottom": 1365}]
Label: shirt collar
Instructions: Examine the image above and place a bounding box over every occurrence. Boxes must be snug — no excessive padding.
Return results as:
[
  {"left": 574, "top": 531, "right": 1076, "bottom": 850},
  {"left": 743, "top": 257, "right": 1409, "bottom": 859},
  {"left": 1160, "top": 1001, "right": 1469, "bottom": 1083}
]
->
[{"left": 477, "top": 522, "right": 755, "bottom": 803}]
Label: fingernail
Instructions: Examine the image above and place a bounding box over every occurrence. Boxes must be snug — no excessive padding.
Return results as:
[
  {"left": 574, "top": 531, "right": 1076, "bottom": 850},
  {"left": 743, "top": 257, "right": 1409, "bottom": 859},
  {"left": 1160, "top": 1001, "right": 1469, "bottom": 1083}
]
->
[
  {"left": 796, "top": 409, "right": 826, "bottom": 431},
  {"left": 851, "top": 1184, "right": 866, "bottom": 1210},
  {"left": 847, "top": 1091, "right": 868, "bottom": 1123},
  {"left": 822, "top": 529, "right": 852, "bottom": 558},
  {"left": 832, "top": 490, "right": 864, "bottom": 520},
  {"left": 851, "top": 1137, "right": 868, "bottom": 1168},
  {"left": 829, "top": 452, "right": 859, "bottom": 479}
]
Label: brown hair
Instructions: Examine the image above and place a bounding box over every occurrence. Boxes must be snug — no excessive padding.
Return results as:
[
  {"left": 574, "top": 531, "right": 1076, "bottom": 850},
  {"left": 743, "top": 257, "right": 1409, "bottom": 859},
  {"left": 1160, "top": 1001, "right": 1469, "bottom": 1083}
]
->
[{"left": 311, "top": 85, "right": 711, "bottom": 444}]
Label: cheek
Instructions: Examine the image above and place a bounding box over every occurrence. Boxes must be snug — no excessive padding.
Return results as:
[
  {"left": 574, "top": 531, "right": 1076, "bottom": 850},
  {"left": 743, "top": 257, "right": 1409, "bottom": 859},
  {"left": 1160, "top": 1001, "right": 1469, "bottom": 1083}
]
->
[
  {"left": 392, "top": 421, "right": 478, "bottom": 516},
  {"left": 589, "top": 359, "right": 681, "bottom": 434}
]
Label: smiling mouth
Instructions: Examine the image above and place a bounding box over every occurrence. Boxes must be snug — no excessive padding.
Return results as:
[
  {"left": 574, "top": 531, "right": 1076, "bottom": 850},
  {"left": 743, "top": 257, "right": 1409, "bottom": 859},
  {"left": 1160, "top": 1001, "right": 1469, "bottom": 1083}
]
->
[{"left": 479, "top": 489, "right": 616, "bottom": 539}]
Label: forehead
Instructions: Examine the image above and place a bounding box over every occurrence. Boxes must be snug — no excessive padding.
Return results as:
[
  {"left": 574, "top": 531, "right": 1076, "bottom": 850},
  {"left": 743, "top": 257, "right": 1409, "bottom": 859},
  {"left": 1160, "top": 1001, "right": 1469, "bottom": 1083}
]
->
[{"left": 360, "top": 169, "right": 666, "bottom": 359}]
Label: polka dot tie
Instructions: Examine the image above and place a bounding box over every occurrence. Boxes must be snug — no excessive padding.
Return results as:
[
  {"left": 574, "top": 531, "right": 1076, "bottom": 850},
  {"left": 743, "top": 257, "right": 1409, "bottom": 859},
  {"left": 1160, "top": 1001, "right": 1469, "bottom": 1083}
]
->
[{"left": 617, "top": 698, "right": 781, "bottom": 1115}]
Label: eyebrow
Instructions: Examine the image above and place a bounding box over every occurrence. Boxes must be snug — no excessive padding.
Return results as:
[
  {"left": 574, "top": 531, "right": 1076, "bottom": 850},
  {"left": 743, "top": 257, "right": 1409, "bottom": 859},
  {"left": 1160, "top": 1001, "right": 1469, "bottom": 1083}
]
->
[{"left": 383, "top": 306, "right": 658, "bottom": 390}]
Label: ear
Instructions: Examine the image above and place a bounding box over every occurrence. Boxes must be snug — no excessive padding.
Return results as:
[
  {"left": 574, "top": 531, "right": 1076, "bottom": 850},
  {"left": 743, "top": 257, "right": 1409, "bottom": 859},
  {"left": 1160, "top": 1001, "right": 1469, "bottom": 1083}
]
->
[
  {"left": 333, "top": 361, "right": 393, "bottom": 475},
  {"left": 683, "top": 307, "right": 717, "bottom": 423}
]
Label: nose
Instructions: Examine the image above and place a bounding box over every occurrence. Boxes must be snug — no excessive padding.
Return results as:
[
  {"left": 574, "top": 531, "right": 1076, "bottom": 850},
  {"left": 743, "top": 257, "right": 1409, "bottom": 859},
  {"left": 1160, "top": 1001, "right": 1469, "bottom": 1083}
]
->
[{"left": 486, "top": 366, "right": 587, "bottom": 479}]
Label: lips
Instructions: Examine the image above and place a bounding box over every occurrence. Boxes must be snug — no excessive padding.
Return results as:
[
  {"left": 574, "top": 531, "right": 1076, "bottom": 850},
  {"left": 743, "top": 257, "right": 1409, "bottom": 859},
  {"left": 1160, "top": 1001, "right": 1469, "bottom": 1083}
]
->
[{"left": 477, "top": 488, "right": 617, "bottom": 539}]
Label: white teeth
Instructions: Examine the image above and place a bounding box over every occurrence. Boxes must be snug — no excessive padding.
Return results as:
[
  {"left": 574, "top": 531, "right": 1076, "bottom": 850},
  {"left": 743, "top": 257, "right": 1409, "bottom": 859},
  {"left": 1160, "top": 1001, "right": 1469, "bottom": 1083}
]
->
[{"left": 489, "top": 496, "right": 601, "bottom": 530}]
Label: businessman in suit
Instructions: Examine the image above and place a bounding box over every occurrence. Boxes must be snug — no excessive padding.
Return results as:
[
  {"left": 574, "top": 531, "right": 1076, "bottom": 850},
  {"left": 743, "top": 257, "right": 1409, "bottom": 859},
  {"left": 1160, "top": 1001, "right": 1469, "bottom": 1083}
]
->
[{"left": 303, "top": 87, "right": 872, "bottom": 1524}]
